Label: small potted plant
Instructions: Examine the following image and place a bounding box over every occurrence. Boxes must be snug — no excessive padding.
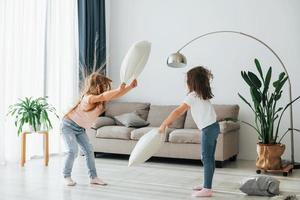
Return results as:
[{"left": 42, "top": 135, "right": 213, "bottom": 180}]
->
[
  {"left": 7, "top": 97, "right": 59, "bottom": 135},
  {"left": 239, "top": 58, "right": 300, "bottom": 170}
]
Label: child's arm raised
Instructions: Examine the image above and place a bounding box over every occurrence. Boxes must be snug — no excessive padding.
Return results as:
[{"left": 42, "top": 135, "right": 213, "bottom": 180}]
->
[
  {"left": 88, "top": 83, "right": 127, "bottom": 103},
  {"left": 111, "top": 79, "right": 137, "bottom": 100},
  {"left": 159, "top": 103, "right": 189, "bottom": 133}
]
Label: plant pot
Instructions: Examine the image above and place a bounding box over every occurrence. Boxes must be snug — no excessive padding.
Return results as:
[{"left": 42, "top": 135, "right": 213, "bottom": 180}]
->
[{"left": 256, "top": 143, "right": 285, "bottom": 170}]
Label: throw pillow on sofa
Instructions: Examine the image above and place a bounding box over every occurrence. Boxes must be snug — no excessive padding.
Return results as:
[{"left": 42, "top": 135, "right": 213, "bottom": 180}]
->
[
  {"left": 114, "top": 112, "right": 150, "bottom": 128},
  {"left": 105, "top": 102, "right": 150, "bottom": 120},
  {"left": 91, "top": 116, "right": 116, "bottom": 129}
]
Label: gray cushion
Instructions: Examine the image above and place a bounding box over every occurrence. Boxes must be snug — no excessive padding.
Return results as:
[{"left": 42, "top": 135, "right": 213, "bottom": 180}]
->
[
  {"left": 91, "top": 116, "right": 116, "bottom": 129},
  {"left": 147, "top": 105, "right": 186, "bottom": 129},
  {"left": 105, "top": 102, "right": 150, "bottom": 120},
  {"left": 96, "top": 126, "right": 134, "bottom": 140},
  {"left": 168, "top": 129, "right": 201, "bottom": 144},
  {"left": 239, "top": 176, "right": 280, "bottom": 196},
  {"left": 114, "top": 112, "right": 149, "bottom": 128},
  {"left": 130, "top": 127, "right": 173, "bottom": 141}
]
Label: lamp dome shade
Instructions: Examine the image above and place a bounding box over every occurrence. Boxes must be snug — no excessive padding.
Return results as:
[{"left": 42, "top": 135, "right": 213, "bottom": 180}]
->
[{"left": 166, "top": 52, "right": 187, "bottom": 68}]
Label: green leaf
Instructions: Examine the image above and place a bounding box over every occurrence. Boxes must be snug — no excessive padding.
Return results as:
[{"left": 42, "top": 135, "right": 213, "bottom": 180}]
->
[
  {"left": 248, "top": 72, "right": 262, "bottom": 89},
  {"left": 275, "top": 77, "right": 288, "bottom": 93},
  {"left": 275, "top": 107, "right": 283, "bottom": 114},
  {"left": 241, "top": 71, "right": 254, "bottom": 88},
  {"left": 275, "top": 91, "right": 282, "bottom": 101},
  {"left": 274, "top": 95, "right": 300, "bottom": 143},
  {"left": 254, "top": 58, "right": 264, "bottom": 81},
  {"left": 263, "top": 67, "right": 272, "bottom": 94},
  {"left": 238, "top": 93, "right": 255, "bottom": 112},
  {"left": 250, "top": 88, "right": 261, "bottom": 105},
  {"left": 241, "top": 120, "right": 262, "bottom": 138},
  {"left": 278, "top": 72, "right": 285, "bottom": 81}
]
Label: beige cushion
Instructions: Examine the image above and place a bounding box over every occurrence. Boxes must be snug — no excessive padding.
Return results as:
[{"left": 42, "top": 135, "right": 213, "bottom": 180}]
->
[
  {"left": 105, "top": 102, "right": 150, "bottom": 120},
  {"left": 168, "top": 129, "right": 201, "bottom": 144},
  {"left": 130, "top": 127, "right": 173, "bottom": 141},
  {"left": 147, "top": 105, "right": 186, "bottom": 129},
  {"left": 184, "top": 110, "right": 198, "bottom": 129},
  {"left": 184, "top": 104, "right": 240, "bottom": 129},
  {"left": 96, "top": 126, "right": 134, "bottom": 140},
  {"left": 214, "top": 104, "right": 239, "bottom": 121},
  {"left": 91, "top": 116, "right": 116, "bottom": 129},
  {"left": 219, "top": 121, "right": 240, "bottom": 133},
  {"left": 169, "top": 121, "right": 240, "bottom": 144}
]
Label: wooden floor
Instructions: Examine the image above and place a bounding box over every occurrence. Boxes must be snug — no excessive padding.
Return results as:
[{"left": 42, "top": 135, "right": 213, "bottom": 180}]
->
[{"left": 0, "top": 155, "right": 299, "bottom": 200}]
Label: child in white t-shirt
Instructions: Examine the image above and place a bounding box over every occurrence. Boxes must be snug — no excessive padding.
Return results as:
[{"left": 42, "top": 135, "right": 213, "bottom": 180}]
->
[{"left": 159, "top": 66, "right": 220, "bottom": 198}]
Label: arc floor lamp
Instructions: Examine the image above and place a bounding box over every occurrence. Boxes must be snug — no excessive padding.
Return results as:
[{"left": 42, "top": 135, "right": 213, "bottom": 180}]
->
[{"left": 166, "top": 30, "right": 298, "bottom": 169}]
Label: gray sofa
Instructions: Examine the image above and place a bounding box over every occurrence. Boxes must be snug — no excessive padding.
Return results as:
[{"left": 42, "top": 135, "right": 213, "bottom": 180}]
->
[{"left": 86, "top": 101, "right": 240, "bottom": 167}]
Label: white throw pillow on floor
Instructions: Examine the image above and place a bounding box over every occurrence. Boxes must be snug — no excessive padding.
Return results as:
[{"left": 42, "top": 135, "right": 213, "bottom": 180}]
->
[
  {"left": 128, "top": 128, "right": 164, "bottom": 166},
  {"left": 120, "top": 40, "right": 151, "bottom": 83}
]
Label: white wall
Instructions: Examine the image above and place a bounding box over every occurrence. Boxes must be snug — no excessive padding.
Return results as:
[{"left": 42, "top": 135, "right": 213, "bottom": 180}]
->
[{"left": 107, "top": 0, "right": 300, "bottom": 161}]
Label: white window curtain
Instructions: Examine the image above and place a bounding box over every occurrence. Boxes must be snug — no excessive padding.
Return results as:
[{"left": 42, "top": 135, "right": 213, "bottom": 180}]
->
[
  {"left": 45, "top": 0, "right": 79, "bottom": 156},
  {"left": 0, "top": 0, "right": 78, "bottom": 164}
]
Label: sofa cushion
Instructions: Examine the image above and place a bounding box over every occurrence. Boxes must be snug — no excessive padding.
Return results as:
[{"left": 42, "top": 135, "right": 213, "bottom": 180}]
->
[
  {"left": 219, "top": 121, "right": 240, "bottom": 133},
  {"left": 168, "top": 129, "right": 200, "bottom": 144},
  {"left": 147, "top": 105, "right": 186, "bottom": 129},
  {"left": 91, "top": 116, "right": 116, "bottom": 129},
  {"left": 184, "top": 104, "right": 240, "bottom": 129},
  {"left": 114, "top": 112, "right": 149, "bottom": 128},
  {"left": 214, "top": 104, "right": 239, "bottom": 121},
  {"left": 130, "top": 127, "right": 173, "bottom": 141},
  {"left": 105, "top": 102, "right": 150, "bottom": 120},
  {"left": 184, "top": 110, "right": 198, "bottom": 129},
  {"left": 96, "top": 126, "right": 134, "bottom": 140}
]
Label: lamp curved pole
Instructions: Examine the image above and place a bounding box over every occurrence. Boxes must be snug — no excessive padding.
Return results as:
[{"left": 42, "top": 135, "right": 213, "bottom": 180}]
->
[{"left": 177, "top": 30, "right": 295, "bottom": 164}]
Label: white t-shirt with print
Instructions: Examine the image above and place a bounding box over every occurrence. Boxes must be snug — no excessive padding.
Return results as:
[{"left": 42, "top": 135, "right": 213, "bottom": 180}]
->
[{"left": 183, "top": 92, "right": 216, "bottom": 130}]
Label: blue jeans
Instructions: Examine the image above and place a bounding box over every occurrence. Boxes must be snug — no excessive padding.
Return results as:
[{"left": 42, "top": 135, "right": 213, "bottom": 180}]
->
[
  {"left": 201, "top": 122, "right": 220, "bottom": 189},
  {"left": 61, "top": 118, "right": 97, "bottom": 178}
]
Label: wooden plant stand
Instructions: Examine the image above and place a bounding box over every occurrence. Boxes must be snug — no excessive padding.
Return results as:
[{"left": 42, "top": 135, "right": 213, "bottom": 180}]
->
[
  {"left": 20, "top": 131, "right": 49, "bottom": 167},
  {"left": 256, "top": 162, "right": 293, "bottom": 177}
]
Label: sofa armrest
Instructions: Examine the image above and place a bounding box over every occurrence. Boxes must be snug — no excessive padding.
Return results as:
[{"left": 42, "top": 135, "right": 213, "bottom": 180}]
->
[
  {"left": 219, "top": 121, "right": 240, "bottom": 134},
  {"left": 91, "top": 116, "right": 116, "bottom": 130}
]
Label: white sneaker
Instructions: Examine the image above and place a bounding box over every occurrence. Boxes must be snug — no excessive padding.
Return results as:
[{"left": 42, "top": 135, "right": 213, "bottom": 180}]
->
[
  {"left": 90, "top": 177, "right": 107, "bottom": 185},
  {"left": 65, "top": 177, "right": 76, "bottom": 186}
]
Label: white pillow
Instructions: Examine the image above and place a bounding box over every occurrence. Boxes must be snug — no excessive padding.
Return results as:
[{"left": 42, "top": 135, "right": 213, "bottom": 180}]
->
[
  {"left": 128, "top": 128, "right": 164, "bottom": 166},
  {"left": 120, "top": 41, "right": 151, "bottom": 83}
]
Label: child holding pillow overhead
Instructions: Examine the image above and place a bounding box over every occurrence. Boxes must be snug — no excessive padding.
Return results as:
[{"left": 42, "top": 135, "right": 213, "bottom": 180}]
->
[
  {"left": 61, "top": 72, "right": 137, "bottom": 186},
  {"left": 159, "top": 66, "right": 219, "bottom": 198}
]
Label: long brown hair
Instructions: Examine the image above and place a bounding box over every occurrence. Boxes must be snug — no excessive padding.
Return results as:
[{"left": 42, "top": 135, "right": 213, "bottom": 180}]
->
[
  {"left": 186, "top": 66, "right": 214, "bottom": 100},
  {"left": 65, "top": 73, "right": 112, "bottom": 117}
]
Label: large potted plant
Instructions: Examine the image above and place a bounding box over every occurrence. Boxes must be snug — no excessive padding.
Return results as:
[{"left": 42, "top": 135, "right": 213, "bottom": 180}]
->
[
  {"left": 239, "top": 58, "right": 300, "bottom": 170},
  {"left": 7, "top": 97, "right": 59, "bottom": 135}
]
